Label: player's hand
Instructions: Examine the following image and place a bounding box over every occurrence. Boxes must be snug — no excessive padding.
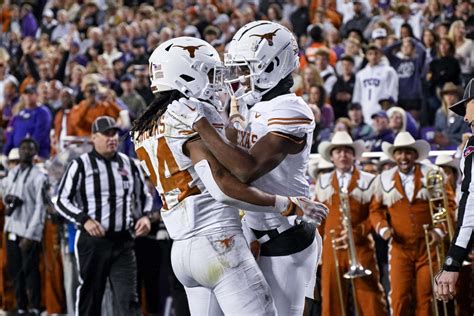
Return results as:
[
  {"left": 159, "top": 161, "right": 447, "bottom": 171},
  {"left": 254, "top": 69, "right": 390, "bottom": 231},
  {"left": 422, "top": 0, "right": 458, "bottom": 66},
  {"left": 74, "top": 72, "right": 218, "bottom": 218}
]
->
[
  {"left": 84, "top": 219, "right": 106, "bottom": 237},
  {"left": 281, "top": 197, "right": 328, "bottom": 226},
  {"left": 434, "top": 270, "right": 459, "bottom": 302},
  {"left": 135, "top": 216, "right": 151, "bottom": 237},
  {"left": 166, "top": 99, "right": 206, "bottom": 129},
  {"left": 334, "top": 228, "right": 348, "bottom": 248}
]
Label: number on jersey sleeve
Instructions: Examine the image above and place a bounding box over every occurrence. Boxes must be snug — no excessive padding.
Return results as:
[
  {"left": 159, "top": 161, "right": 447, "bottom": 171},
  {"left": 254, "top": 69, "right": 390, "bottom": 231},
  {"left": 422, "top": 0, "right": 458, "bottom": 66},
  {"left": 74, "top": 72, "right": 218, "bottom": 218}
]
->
[{"left": 136, "top": 138, "right": 200, "bottom": 210}]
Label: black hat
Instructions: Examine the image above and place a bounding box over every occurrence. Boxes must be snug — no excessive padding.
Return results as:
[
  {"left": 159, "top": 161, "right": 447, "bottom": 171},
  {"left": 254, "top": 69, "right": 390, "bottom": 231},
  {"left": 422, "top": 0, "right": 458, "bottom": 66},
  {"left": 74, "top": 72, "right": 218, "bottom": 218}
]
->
[
  {"left": 120, "top": 74, "right": 134, "bottom": 82},
  {"left": 348, "top": 102, "right": 362, "bottom": 110},
  {"left": 340, "top": 54, "right": 355, "bottom": 64},
  {"left": 449, "top": 79, "right": 474, "bottom": 117},
  {"left": 92, "top": 116, "right": 120, "bottom": 134},
  {"left": 132, "top": 37, "right": 146, "bottom": 48}
]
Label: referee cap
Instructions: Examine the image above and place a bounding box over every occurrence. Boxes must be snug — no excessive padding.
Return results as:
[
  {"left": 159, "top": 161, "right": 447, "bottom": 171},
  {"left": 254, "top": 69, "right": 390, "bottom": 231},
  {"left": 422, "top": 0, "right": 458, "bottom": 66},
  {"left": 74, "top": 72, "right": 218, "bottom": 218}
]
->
[
  {"left": 92, "top": 116, "right": 120, "bottom": 134},
  {"left": 449, "top": 78, "right": 474, "bottom": 117}
]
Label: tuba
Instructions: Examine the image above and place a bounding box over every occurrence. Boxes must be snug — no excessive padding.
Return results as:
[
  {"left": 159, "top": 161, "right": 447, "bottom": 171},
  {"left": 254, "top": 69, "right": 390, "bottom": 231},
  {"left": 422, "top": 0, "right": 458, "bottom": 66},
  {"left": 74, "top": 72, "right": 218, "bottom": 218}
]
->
[{"left": 330, "top": 187, "right": 372, "bottom": 316}]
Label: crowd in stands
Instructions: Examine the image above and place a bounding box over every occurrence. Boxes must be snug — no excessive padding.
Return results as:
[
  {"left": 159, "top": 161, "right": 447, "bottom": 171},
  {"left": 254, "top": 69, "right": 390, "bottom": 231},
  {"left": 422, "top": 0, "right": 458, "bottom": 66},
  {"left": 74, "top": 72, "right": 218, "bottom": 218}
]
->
[{"left": 0, "top": 0, "right": 472, "bottom": 314}]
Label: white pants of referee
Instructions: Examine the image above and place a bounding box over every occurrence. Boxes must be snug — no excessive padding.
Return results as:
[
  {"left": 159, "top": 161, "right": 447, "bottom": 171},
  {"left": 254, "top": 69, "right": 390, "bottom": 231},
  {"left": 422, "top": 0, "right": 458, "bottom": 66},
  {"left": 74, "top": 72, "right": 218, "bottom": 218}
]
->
[
  {"left": 256, "top": 230, "right": 322, "bottom": 316},
  {"left": 171, "top": 230, "right": 276, "bottom": 315}
]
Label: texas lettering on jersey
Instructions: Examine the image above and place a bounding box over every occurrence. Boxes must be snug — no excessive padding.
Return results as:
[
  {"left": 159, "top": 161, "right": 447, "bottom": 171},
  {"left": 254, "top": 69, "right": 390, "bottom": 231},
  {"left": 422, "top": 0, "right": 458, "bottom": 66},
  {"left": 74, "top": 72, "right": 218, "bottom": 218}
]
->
[{"left": 237, "top": 130, "right": 258, "bottom": 149}]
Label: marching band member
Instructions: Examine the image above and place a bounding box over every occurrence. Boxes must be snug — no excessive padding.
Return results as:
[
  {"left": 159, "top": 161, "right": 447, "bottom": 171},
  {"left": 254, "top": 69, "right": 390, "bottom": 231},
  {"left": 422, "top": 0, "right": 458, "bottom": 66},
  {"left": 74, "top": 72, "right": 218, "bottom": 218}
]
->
[
  {"left": 370, "top": 132, "right": 456, "bottom": 315},
  {"left": 315, "top": 131, "right": 386, "bottom": 316}
]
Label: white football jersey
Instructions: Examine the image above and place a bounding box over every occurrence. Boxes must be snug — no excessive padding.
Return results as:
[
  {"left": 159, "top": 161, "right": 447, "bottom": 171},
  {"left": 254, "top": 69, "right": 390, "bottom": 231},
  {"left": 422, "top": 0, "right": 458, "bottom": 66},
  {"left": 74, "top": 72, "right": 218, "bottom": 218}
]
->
[
  {"left": 133, "top": 98, "right": 240, "bottom": 240},
  {"left": 236, "top": 93, "right": 315, "bottom": 230}
]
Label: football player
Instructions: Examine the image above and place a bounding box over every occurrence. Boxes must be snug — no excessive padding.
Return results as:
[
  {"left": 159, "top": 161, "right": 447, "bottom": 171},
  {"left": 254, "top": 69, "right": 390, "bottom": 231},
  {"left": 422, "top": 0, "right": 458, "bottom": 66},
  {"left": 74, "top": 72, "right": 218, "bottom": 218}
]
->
[
  {"left": 168, "top": 22, "right": 323, "bottom": 315},
  {"left": 132, "top": 37, "right": 328, "bottom": 315}
]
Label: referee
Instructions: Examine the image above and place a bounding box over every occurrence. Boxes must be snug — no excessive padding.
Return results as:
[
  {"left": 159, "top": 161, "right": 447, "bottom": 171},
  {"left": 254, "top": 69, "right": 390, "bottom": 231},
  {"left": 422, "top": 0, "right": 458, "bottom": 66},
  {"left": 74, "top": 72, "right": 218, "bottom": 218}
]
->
[
  {"left": 434, "top": 78, "right": 474, "bottom": 302},
  {"left": 55, "top": 116, "right": 152, "bottom": 316}
]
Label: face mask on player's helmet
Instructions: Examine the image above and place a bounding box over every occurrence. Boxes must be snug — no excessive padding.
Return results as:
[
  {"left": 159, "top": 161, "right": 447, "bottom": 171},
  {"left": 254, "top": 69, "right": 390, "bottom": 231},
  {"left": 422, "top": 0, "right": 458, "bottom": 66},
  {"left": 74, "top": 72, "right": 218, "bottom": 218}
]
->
[
  {"left": 224, "top": 21, "right": 300, "bottom": 105},
  {"left": 148, "top": 37, "right": 226, "bottom": 110}
]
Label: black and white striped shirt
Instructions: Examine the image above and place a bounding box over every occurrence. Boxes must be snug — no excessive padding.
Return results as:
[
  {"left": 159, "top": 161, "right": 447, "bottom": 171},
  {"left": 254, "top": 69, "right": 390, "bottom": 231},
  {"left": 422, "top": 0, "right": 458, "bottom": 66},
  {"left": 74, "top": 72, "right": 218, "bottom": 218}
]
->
[
  {"left": 55, "top": 150, "right": 152, "bottom": 232},
  {"left": 444, "top": 136, "right": 474, "bottom": 271}
]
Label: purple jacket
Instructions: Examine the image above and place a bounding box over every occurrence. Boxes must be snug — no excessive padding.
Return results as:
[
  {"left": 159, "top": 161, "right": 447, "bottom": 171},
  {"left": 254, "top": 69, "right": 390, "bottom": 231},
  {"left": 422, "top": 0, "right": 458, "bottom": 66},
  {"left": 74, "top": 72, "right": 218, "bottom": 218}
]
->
[
  {"left": 21, "top": 13, "right": 38, "bottom": 38},
  {"left": 4, "top": 105, "right": 52, "bottom": 159}
]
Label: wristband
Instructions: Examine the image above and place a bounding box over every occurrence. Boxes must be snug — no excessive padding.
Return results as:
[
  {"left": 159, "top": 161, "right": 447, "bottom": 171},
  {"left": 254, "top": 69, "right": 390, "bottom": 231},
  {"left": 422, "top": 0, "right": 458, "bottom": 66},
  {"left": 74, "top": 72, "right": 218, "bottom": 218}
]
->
[{"left": 275, "top": 195, "right": 290, "bottom": 213}]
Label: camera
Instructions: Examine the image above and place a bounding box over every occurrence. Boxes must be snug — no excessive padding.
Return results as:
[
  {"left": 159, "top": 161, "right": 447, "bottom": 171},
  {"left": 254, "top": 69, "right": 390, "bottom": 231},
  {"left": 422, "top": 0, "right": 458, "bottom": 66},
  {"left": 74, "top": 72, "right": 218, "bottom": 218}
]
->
[{"left": 4, "top": 195, "right": 23, "bottom": 216}]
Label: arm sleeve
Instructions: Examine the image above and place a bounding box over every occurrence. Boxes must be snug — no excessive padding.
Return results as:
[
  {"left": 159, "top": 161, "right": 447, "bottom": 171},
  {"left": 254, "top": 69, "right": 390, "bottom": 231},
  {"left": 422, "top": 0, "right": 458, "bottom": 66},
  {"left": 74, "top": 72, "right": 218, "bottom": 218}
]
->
[
  {"left": 55, "top": 159, "right": 90, "bottom": 226},
  {"left": 54, "top": 50, "right": 70, "bottom": 82},
  {"left": 266, "top": 103, "right": 315, "bottom": 138},
  {"left": 24, "top": 173, "right": 47, "bottom": 241},
  {"left": 25, "top": 54, "right": 40, "bottom": 82}
]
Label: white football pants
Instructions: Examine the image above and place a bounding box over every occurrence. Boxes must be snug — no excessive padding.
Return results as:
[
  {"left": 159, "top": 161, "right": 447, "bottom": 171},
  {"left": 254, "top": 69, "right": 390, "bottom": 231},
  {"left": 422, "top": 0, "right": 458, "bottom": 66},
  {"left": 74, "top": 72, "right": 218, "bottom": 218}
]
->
[
  {"left": 171, "top": 230, "right": 277, "bottom": 316},
  {"left": 252, "top": 229, "right": 322, "bottom": 316}
]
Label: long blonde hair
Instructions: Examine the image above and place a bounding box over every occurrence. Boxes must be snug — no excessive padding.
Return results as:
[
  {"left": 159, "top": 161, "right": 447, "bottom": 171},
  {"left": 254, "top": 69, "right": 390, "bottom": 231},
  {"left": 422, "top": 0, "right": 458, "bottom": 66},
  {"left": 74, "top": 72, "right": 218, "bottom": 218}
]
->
[{"left": 448, "top": 20, "right": 465, "bottom": 44}]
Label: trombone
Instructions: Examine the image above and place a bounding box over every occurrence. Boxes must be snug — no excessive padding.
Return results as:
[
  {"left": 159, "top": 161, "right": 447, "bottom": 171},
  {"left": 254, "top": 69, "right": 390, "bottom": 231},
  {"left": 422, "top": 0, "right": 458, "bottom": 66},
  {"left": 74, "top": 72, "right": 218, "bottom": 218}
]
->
[
  {"left": 330, "top": 188, "right": 372, "bottom": 316},
  {"left": 424, "top": 167, "right": 456, "bottom": 316}
]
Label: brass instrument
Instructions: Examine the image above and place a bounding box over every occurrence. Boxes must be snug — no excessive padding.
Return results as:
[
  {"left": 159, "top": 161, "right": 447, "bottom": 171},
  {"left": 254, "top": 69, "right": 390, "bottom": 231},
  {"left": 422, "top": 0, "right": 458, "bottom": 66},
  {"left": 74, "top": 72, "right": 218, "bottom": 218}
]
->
[
  {"left": 330, "top": 188, "right": 372, "bottom": 316},
  {"left": 425, "top": 167, "right": 455, "bottom": 316}
]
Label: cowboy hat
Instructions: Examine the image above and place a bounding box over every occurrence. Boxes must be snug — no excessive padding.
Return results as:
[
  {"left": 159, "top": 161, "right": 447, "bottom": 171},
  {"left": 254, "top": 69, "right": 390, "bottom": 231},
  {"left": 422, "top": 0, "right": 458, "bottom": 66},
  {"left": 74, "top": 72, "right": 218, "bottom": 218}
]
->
[
  {"left": 308, "top": 157, "right": 334, "bottom": 179},
  {"left": 440, "top": 82, "right": 462, "bottom": 96},
  {"left": 318, "top": 131, "right": 365, "bottom": 162},
  {"left": 382, "top": 131, "right": 430, "bottom": 162},
  {"left": 449, "top": 78, "right": 474, "bottom": 117},
  {"left": 435, "top": 154, "right": 460, "bottom": 175}
]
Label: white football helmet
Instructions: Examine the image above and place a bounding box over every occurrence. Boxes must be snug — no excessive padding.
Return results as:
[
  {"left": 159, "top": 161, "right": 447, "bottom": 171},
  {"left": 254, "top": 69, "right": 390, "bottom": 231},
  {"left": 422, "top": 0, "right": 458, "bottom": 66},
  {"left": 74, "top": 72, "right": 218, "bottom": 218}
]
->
[
  {"left": 224, "top": 21, "right": 299, "bottom": 105},
  {"left": 148, "top": 37, "right": 225, "bottom": 109}
]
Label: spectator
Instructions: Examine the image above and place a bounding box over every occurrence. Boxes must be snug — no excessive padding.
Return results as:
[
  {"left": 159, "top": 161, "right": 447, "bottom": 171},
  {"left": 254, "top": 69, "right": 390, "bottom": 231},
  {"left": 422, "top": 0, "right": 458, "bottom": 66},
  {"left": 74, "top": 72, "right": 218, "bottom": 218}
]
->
[
  {"left": 0, "top": 138, "right": 48, "bottom": 316},
  {"left": 426, "top": 36, "right": 461, "bottom": 115},
  {"left": 348, "top": 102, "right": 373, "bottom": 140},
  {"left": 4, "top": 86, "right": 52, "bottom": 160},
  {"left": 289, "top": 0, "right": 310, "bottom": 38},
  {"left": 133, "top": 66, "right": 154, "bottom": 105},
  {"left": 50, "top": 10, "right": 74, "bottom": 43},
  {"left": 449, "top": 20, "right": 474, "bottom": 85},
  {"left": 340, "top": 0, "right": 370, "bottom": 39},
  {"left": 306, "top": 84, "right": 334, "bottom": 130},
  {"left": 68, "top": 75, "right": 121, "bottom": 137},
  {"left": 19, "top": 4, "right": 37, "bottom": 38},
  {"left": 336, "top": 38, "right": 364, "bottom": 73},
  {"left": 313, "top": 48, "right": 337, "bottom": 95},
  {"left": 52, "top": 88, "right": 76, "bottom": 154},
  {"left": 305, "top": 24, "right": 337, "bottom": 66},
  {"left": 352, "top": 44, "right": 399, "bottom": 123},
  {"left": 366, "top": 110, "right": 395, "bottom": 151},
  {"left": 295, "top": 64, "right": 323, "bottom": 96},
  {"left": 333, "top": 117, "right": 353, "bottom": 135},
  {"left": 1, "top": 79, "right": 20, "bottom": 128},
  {"left": 55, "top": 116, "right": 152, "bottom": 316},
  {"left": 100, "top": 35, "right": 123, "bottom": 68},
  {"left": 119, "top": 74, "right": 146, "bottom": 120},
  {"left": 0, "top": 48, "right": 18, "bottom": 105},
  {"left": 434, "top": 82, "right": 470, "bottom": 149},
  {"left": 421, "top": 28, "right": 438, "bottom": 68},
  {"left": 38, "top": 9, "right": 57, "bottom": 39},
  {"left": 372, "top": 28, "right": 389, "bottom": 49},
  {"left": 330, "top": 54, "right": 356, "bottom": 119},
  {"left": 384, "top": 37, "right": 426, "bottom": 119},
  {"left": 386, "top": 106, "right": 419, "bottom": 138}
]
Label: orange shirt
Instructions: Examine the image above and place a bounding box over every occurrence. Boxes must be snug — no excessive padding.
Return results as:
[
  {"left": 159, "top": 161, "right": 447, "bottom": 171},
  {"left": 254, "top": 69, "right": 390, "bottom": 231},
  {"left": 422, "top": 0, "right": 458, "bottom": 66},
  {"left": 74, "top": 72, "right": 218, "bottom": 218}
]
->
[{"left": 68, "top": 100, "right": 121, "bottom": 137}]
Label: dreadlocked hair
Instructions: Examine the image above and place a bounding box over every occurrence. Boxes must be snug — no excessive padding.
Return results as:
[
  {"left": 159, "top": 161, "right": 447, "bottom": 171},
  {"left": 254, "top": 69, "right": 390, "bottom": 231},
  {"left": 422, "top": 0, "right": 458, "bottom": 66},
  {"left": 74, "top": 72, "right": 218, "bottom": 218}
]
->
[{"left": 131, "top": 90, "right": 184, "bottom": 138}]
